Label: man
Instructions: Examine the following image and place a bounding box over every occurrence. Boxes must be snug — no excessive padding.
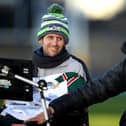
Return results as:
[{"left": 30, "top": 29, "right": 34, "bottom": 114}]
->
[
  {"left": 27, "top": 42, "right": 126, "bottom": 126},
  {"left": 0, "top": 3, "right": 90, "bottom": 126}
]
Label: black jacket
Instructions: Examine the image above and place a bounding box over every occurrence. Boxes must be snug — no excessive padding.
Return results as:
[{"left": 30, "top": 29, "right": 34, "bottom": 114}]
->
[{"left": 49, "top": 57, "right": 126, "bottom": 116}]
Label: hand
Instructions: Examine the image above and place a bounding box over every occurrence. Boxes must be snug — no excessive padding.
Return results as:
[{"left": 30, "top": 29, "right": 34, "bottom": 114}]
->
[
  {"left": 24, "top": 107, "right": 55, "bottom": 125},
  {"left": 25, "top": 112, "right": 46, "bottom": 125}
]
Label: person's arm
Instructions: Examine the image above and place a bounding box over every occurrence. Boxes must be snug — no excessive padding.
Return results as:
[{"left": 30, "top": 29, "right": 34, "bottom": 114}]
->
[
  {"left": 25, "top": 57, "right": 126, "bottom": 124},
  {"left": 49, "top": 57, "right": 126, "bottom": 116}
]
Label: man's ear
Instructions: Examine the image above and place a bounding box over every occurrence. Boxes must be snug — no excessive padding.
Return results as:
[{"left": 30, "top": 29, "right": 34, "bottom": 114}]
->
[{"left": 38, "top": 39, "right": 43, "bottom": 45}]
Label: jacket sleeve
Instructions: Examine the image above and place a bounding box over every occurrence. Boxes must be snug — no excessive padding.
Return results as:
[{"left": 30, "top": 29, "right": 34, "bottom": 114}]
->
[{"left": 49, "top": 57, "right": 126, "bottom": 116}]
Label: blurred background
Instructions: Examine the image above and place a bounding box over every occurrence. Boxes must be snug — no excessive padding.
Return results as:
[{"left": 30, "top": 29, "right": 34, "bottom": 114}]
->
[{"left": 0, "top": 0, "right": 126, "bottom": 126}]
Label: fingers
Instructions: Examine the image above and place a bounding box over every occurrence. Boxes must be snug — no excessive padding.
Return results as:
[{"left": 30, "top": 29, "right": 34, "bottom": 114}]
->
[{"left": 24, "top": 112, "right": 46, "bottom": 125}]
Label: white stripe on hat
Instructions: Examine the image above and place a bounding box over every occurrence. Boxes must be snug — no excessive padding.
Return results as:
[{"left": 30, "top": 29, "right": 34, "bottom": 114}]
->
[{"left": 41, "top": 20, "right": 69, "bottom": 29}]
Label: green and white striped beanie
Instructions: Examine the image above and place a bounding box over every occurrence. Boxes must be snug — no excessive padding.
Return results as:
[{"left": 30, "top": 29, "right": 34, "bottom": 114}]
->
[{"left": 37, "top": 3, "right": 70, "bottom": 43}]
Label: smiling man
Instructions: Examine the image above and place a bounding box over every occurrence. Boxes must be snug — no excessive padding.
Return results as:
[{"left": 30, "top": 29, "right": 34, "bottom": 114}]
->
[
  {"left": 31, "top": 3, "right": 91, "bottom": 126},
  {"left": 39, "top": 33, "right": 65, "bottom": 57},
  {"left": 0, "top": 3, "right": 91, "bottom": 126}
]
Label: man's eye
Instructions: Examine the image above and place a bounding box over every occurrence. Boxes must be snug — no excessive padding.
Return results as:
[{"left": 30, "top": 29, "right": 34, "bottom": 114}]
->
[
  {"left": 57, "top": 37, "right": 63, "bottom": 41},
  {"left": 48, "top": 36, "right": 53, "bottom": 39}
]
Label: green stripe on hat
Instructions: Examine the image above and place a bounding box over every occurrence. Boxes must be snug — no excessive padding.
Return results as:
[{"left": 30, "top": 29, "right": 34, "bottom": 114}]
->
[
  {"left": 37, "top": 26, "right": 69, "bottom": 37},
  {"left": 50, "top": 13, "right": 64, "bottom": 18}
]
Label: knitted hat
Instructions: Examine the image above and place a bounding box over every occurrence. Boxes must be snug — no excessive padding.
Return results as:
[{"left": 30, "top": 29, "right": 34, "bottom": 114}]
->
[{"left": 37, "top": 3, "right": 70, "bottom": 43}]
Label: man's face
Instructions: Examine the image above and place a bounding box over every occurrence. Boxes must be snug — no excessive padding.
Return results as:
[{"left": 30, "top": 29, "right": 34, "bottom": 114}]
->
[{"left": 39, "top": 33, "right": 66, "bottom": 57}]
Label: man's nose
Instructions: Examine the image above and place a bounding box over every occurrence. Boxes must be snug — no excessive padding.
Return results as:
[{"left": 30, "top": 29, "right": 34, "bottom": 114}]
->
[{"left": 52, "top": 38, "right": 58, "bottom": 45}]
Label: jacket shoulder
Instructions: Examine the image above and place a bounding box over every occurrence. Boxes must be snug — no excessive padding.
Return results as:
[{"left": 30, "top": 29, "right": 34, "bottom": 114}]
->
[{"left": 70, "top": 55, "right": 91, "bottom": 82}]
